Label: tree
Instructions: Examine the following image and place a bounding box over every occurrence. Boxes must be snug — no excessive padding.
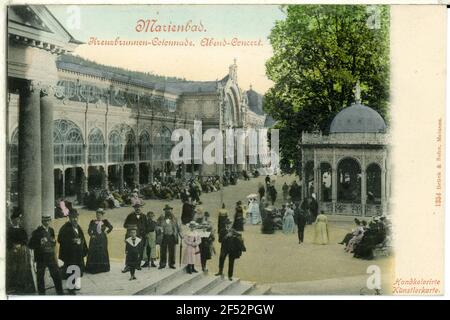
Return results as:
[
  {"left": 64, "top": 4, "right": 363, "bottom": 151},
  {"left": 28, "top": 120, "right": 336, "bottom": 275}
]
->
[{"left": 265, "top": 5, "right": 389, "bottom": 174}]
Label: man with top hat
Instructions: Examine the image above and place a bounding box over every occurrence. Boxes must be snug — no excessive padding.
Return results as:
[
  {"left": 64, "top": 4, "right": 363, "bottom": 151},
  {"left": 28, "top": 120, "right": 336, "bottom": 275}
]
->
[
  {"left": 158, "top": 204, "right": 180, "bottom": 269},
  {"left": 29, "top": 215, "right": 64, "bottom": 295},
  {"left": 215, "top": 219, "right": 246, "bottom": 281},
  {"left": 57, "top": 209, "right": 88, "bottom": 291},
  {"left": 7, "top": 208, "right": 35, "bottom": 294}
]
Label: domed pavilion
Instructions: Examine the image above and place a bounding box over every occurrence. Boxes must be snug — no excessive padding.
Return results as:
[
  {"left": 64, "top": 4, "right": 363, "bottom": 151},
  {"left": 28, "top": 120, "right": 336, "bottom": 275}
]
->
[{"left": 299, "top": 86, "right": 390, "bottom": 217}]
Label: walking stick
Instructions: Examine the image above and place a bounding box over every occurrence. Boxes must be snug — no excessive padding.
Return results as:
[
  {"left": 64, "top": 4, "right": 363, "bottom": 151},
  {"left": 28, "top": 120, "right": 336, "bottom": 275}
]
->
[{"left": 179, "top": 236, "right": 183, "bottom": 268}]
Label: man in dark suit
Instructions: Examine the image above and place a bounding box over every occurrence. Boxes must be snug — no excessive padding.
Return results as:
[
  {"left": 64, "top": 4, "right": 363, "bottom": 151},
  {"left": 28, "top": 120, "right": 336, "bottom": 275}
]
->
[
  {"left": 215, "top": 219, "right": 246, "bottom": 281},
  {"left": 294, "top": 203, "right": 307, "bottom": 244},
  {"left": 158, "top": 205, "right": 179, "bottom": 269},
  {"left": 58, "top": 209, "right": 88, "bottom": 291},
  {"left": 28, "top": 215, "right": 64, "bottom": 295}
]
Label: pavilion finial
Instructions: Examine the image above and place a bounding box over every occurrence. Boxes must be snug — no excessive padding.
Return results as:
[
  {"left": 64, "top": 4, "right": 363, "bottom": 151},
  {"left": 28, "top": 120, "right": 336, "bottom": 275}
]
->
[{"left": 354, "top": 80, "right": 361, "bottom": 104}]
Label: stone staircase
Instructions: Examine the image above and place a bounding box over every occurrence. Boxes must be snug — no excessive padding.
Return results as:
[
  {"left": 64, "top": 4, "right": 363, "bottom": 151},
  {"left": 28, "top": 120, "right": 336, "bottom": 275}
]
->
[{"left": 40, "top": 262, "right": 271, "bottom": 296}]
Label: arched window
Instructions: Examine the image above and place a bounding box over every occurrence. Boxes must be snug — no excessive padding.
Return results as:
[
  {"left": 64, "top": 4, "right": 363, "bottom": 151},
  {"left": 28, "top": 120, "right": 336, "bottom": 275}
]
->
[
  {"left": 123, "top": 131, "right": 136, "bottom": 162},
  {"left": 9, "top": 129, "right": 18, "bottom": 170},
  {"left": 320, "top": 162, "right": 332, "bottom": 202},
  {"left": 161, "top": 127, "right": 172, "bottom": 161},
  {"left": 9, "top": 129, "right": 18, "bottom": 194},
  {"left": 65, "top": 129, "right": 84, "bottom": 165},
  {"left": 366, "top": 163, "right": 382, "bottom": 204},
  {"left": 88, "top": 128, "right": 105, "bottom": 164},
  {"left": 337, "top": 158, "right": 361, "bottom": 203},
  {"left": 53, "top": 119, "right": 84, "bottom": 166},
  {"left": 304, "top": 161, "right": 315, "bottom": 197},
  {"left": 108, "top": 131, "right": 122, "bottom": 162},
  {"left": 139, "top": 131, "right": 151, "bottom": 161}
]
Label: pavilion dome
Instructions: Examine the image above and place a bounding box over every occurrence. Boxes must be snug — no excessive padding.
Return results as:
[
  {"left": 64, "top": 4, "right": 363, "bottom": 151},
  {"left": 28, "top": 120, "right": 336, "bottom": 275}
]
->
[{"left": 329, "top": 103, "right": 386, "bottom": 133}]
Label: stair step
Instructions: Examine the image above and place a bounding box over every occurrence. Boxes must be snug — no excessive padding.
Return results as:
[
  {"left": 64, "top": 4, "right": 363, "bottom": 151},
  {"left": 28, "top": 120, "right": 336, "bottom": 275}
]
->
[
  {"left": 157, "top": 272, "right": 204, "bottom": 295},
  {"left": 220, "top": 281, "right": 255, "bottom": 295},
  {"left": 206, "top": 278, "right": 241, "bottom": 295},
  {"left": 191, "top": 276, "right": 223, "bottom": 295},
  {"left": 245, "top": 284, "right": 272, "bottom": 295},
  {"left": 135, "top": 268, "right": 187, "bottom": 295}
]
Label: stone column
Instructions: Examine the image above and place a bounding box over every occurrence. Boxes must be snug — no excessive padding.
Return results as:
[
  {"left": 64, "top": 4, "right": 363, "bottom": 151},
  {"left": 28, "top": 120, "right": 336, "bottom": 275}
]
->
[
  {"left": 119, "top": 164, "right": 124, "bottom": 193},
  {"left": 18, "top": 80, "right": 42, "bottom": 236},
  {"left": 40, "top": 90, "right": 55, "bottom": 219},
  {"left": 134, "top": 144, "right": 140, "bottom": 188},
  {"left": 361, "top": 169, "right": 367, "bottom": 217},
  {"left": 381, "top": 168, "right": 387, "bottom": 214},
  {"left": 331, "top": 167, "right": 337, "bottom": 214}
]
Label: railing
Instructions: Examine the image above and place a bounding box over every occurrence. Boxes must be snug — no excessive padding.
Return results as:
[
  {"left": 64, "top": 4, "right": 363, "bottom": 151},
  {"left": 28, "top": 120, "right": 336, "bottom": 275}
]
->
[{"left": 301, "top": 131, "right": 388, "bottom": 145}]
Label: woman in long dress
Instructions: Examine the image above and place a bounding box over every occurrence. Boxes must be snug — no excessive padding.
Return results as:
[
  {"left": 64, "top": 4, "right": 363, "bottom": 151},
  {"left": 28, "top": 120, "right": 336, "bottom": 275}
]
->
[
  {"left": 249, "top": 198, "right": 262, "bottom": 225},
  {"left": 86, "top": 209, "right": 113, "bottom": 274},
  {"left": 313, "top": 211, "right": 329, "bottom": 245},
  {"left": 182, "top": 222, "right": 202, "bottom": 274},
  {"left": 282, "top": 204, "right": 296, "bottom": 234}
]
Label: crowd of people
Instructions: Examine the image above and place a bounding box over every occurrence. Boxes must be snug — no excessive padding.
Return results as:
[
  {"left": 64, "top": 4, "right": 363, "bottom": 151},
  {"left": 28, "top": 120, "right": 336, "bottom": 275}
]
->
[
  {"left": 339, "top": 216, "right": 391, "bottom": 260},
  {"left": 7, "top": 172, "right": 391, "bottom": 295}
]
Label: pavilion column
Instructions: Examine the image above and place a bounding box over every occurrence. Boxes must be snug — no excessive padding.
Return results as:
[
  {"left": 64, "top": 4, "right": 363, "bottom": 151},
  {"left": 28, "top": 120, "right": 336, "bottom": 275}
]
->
[
  {"left": 18, "top": 80, "right": 42, "bottom": 236},
  {"left": 102, "top": 167, "right": 108, "bottom": 190},
  {"left": 301, "top": 161, "right": 307, "bottom": 200},
  {"left": 361, "top": 169, "right": 367, "bottom": 217},
  {"left": 40, "top": 90, "right": 55, "bottom": 219},
  {"left": 182, "top": 162, "right": 186, "bottom": 178},
  {"left": 331, "top": 167, "right": 337, "bottom": 214},
  {"left": 381, "top": 168, "right": 387, "bottom": 214}
]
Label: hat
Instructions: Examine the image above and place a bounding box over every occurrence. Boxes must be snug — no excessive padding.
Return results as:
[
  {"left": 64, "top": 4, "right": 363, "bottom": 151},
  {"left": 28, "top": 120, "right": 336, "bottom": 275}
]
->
[
  {"left": 11, "top": 207, "right": 21, "bottom": 220},
  {"left": 204, "top": 211, "right": 210, "bottom": 217},
  {"left": 236, "top": 200, "right": 242, "bottom": 206},
  {"left": 42, "top": 215, "right": 52, "bottom": 221},
  {"left": 188, "top": 221, "right": 198, "bottom": 228},
  {"left": 133, "top": 203, "right": 142, "bottom": 208},
  {"left": 68, "top": 209, "right": 79, "bottom": 217},
  {"left": 127, "top": 224, "right": 138, "bottom": 231},
  {"left": 163, "top": 204, "right": 173, "bottom": 211},
  {"left": 96, "top": 208, "right": 105, "bottom": 215}
]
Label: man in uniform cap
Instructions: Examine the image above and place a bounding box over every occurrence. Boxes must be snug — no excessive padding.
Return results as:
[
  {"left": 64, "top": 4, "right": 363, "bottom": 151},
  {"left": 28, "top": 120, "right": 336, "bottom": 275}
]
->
[
  {"left": 29, "top": 215, "right": 64, "bottom": 295},
  {"left": 57, "top": 209, "right": 88, "bottom": 291}
]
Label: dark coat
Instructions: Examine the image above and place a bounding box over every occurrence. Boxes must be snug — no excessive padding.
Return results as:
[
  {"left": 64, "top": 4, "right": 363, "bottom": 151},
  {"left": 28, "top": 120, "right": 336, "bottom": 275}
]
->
[
  {"left": 57, "top": 222, "right": 88, "bottom": 273},
  {"left": 232, "top": 206, "right": 245, "bottom": 232},
  {"left": 181, "top": 203, "right": 195, "bottom": 225},
  {"left": 28, "top": 226, "right": 58, "bottom": 264},
  {"left": 124, "top": 213, "right": 147, "bottom": 238},
  {"left": 221, "top": 230, "right": 246, "bottom": 259},
  {"left": 125, "top": 237, "right": 143, "bottom": 268}
]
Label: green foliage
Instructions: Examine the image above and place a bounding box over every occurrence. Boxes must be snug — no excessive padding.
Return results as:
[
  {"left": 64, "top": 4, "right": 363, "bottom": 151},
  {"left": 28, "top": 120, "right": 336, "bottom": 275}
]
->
[{"left": 265, "top": 5, "right": 390, "bottom": 174}]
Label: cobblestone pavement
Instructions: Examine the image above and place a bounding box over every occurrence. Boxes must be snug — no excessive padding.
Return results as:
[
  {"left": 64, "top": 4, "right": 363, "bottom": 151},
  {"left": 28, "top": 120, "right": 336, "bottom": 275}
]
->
[{"left": 52, "top": 175, "right": 394, "bottom": 288}]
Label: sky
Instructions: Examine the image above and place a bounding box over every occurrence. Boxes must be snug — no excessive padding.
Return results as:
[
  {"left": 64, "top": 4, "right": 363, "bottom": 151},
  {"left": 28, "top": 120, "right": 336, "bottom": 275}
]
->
[{"left": 48, "top": 5, "right": 286, "bottom": 93}]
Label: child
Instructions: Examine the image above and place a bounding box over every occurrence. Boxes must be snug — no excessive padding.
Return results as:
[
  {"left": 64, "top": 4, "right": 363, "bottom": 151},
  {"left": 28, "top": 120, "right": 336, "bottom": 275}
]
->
[{"left": 125, "top": 225, "right": 142, "bottom": 280}]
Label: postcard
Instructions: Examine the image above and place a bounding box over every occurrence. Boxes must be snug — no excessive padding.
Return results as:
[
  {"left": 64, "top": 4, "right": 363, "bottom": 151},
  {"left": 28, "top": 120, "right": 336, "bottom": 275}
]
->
[{"left": 1, "top": 1, "right": 446, "bottom": 298}]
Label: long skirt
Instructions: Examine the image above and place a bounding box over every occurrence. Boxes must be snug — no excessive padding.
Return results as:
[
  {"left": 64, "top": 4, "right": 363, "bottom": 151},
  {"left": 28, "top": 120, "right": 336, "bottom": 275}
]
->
[
  {"left": 85, "top": 234, "right": 110, "bottom": 274},
  {"left": 143, "top": 231, "right": 157, "bottom": 260},
  {"left": 6, "top": 246, "right": 35, "bottom": 294},
  {"left": 282, "top": 216, "right": 296, "bottom": 234},
  {"left": 313, "top": 222, "right": 329, "bottom": 245}
]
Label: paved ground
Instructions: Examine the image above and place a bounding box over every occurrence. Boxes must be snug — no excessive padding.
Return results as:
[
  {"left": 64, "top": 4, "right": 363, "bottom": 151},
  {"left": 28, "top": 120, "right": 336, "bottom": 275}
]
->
[{"left": 51, "top": 174, "right": 394, "bottom": 294}]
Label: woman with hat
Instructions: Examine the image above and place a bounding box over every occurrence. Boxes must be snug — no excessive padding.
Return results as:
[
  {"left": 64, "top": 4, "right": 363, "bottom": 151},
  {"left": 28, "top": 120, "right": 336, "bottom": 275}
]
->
[
  {"left": 232, "top": 201, "right": 245, "bottom": 232},
  {"left": 217, "top": 203, "right": 229, "bottom": 243},
  {"left": 182, "top": 221, "right": 201, "bottom": 274},
  {"left": 85, "top": 209, "right": 113, "bottom": 274},
  {"left": 6, "top": 208, "right": 35, "bottom": 294}
]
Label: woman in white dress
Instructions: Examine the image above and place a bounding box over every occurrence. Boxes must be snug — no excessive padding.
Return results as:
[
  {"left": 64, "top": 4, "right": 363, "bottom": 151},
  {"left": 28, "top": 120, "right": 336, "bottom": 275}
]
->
[
  {"left": 282, "top": 204, "right": 296, "bottom": 234},
  {"left": 248, "top": 197, "right": 262, "bottom": 225},
  {"left": 314, "top": 211, "right": 329, "bottom": 245}
]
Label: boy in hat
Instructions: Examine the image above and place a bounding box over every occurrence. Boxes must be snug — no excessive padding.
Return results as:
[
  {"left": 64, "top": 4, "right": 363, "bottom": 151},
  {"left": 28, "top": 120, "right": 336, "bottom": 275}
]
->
[
  {"left": 57, "top": 209, "right": 88, "bottom": 291},
  {"left": 29, "top": 215, "right": 64, "bottom": 295},
  {"left": 125, "top": 225, "right": 142, "bottom": 280}
]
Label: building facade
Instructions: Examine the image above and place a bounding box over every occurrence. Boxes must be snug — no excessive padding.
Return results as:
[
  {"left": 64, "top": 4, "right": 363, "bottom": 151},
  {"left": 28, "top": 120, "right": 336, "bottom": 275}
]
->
[
  {"left": 299, "top": 98, "right": 390, "bottom": 217},
  {"left": 6, "top": 5, "right": 269, "bottom": 233}
]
